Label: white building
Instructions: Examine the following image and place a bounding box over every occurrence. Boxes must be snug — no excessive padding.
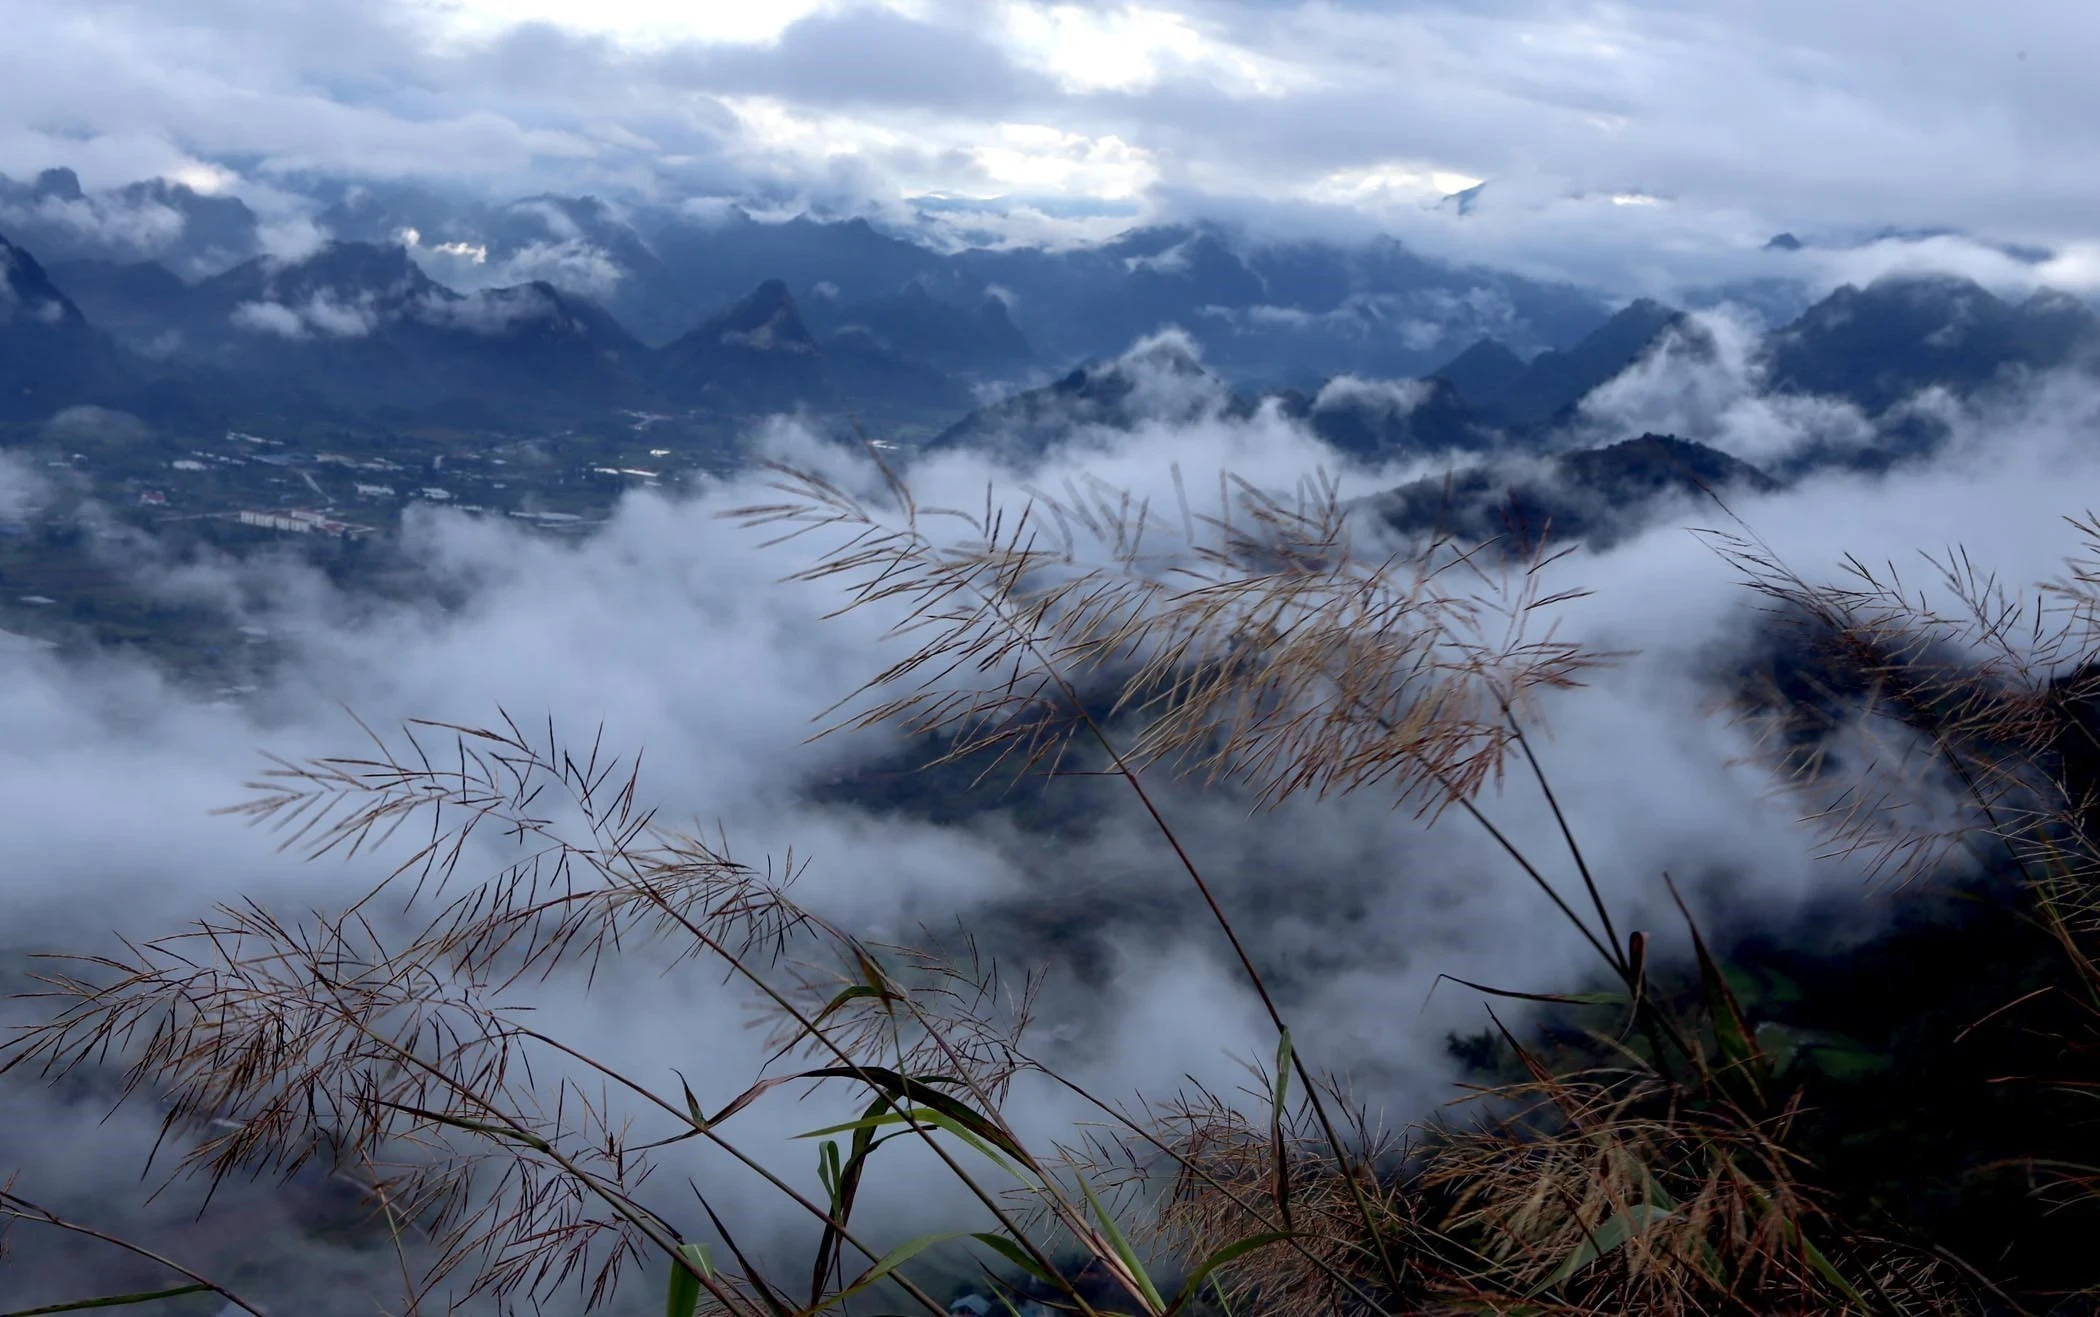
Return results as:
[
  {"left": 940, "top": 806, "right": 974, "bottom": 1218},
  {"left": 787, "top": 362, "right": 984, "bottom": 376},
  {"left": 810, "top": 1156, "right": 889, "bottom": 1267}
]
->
[
  {"left": 239, "top": 510, "right": 315, "bottom": 533},
  {"left": 238, "top": 509, "right": 369, "bottom": 538}
]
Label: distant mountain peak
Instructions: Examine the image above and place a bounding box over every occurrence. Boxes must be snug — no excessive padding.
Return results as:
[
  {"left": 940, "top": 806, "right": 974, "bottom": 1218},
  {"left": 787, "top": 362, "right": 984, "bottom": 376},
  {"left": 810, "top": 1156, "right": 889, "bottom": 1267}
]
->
[
  {"left": 807, "top": 279, "right": 1034, "bottom": 379},
  {"left": 1, "top": 232, "right": 86, "bottom": 328},
  {"left": 1608, "top": 297, "right": 1680, "bottom": 326},
  {"left": 707, "top": 278, "right": 816, "bottom": 352},
  {"left": 216, "top": 240, "right": 437, "bottom": 303},
  {"left": 297, "top": 239, "right": 421, "bottom": 279},
  {"left": 414, "top": 279, "right": 604, "bottom": 339},
  {"left": 1116, "top": 328, "right": 1208, "bottom": 376},
  {"left": 1429, "top": 300, "right": 1684, "bottom": 429},
  {"left": 1764, "top": 271, "right": 2100, "bottom": 413},
  {"left": 1434, "top": 337, "right": 1528, "bottom": 400},
  {"left": 0, "top": 169, "right": 263, "bottom": 276},
  {"left": 33, "top": 167, "right": 85, "bottom": 202},
  {"left": 927, "top": 332, "right": 1226, "bottom": 456},
  {"left": 1440, "top": 182, "right": 1488, "bottom": 216},
  {"left": 190, "top": 240, "right": 448, "bottom": 342},
  {"left": 1288, "top": 374, "right": 1491, "bottom": 460},
  {"left": 1371, "top": 432, "right": 1777, "bottom": 551},
  {"left": 0, "top": 229, "right": 121, "bottom": 419}
]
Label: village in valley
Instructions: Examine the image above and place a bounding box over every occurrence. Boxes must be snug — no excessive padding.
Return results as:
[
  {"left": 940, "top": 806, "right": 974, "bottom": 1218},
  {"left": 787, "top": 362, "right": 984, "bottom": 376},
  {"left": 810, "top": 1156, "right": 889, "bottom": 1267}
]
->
[{"left": 0, "top": 406, "right": 748, "bottom": 687}]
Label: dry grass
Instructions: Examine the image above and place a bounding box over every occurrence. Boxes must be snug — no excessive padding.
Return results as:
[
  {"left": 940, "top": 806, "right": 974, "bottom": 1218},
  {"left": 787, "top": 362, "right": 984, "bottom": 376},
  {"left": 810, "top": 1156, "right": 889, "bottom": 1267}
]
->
[
  {"left": 11, "top": 456, "right": 2099, "bottom": 1315},
  {"left": 732, "top": 460, "right": 1597, "bottom": 811},
  {"left": 1709, "top": 515, "right": 2100, "bottom": 902}
]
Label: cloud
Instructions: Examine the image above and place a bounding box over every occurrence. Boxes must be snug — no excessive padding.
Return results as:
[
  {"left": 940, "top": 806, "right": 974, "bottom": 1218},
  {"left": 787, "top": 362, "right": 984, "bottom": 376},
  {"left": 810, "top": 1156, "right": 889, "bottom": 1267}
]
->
[
  {"left": 230, "top": 291, "right": 380, "bottom": 338},
  {"left": 412, "top": 281, "right": 566, "bottom": 333},
  {"left": 42, "top": 405, "right": 151, "bottom": 446},
  {"left": 0, "top": 190, "right": 186, "bottom": 254},
  {"left": 229, "top": 298, "right": 311, "bottom": 338},
  {"left": 385, "top": 200, "right": 636, "bottom": 301},
  {"left": 13, "top": 344, "right": 2100, "bottom": 1302},
  {"left": 1, "top": 0, "right": 2095, "bottom": 294},
  {"left": 14, "top": 0, "right": 2100, "bottom": 1297},
  {"left": 299, "top": 291, "right": 382, "bottom": 336},
  {"left": 486, "top": 237, "right": 626, "bottom": 297},
  {"left": 1312, "top": 373, "right": 1434, "bottom": 414},
  {"left": 0, "top": 450, "right": 51, "bottom": 521},
  {"left": 1562, "top": 299, "right": 2100, "bottom": 475},
  {"left": 1566, "top": 307, "right": 1875, "bottom": 466},
  {"left": 651, "top": 7, "right": 1061, "bottom": 113},
  {"left": 256, "top": 212, "right": 330, "bottom": 262},
  {"left": 1200, "top": 285, "right": 1532, "bottom": 357}
]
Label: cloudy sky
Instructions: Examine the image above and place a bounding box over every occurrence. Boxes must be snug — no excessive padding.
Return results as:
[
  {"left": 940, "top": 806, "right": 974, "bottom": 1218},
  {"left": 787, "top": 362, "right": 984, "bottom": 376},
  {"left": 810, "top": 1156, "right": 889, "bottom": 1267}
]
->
[
  {"left": 2, "top": 0, "right": 2095, "bottom": 261},
  {"left": 15, "top": 3, "right": 2100, "bottom": 1306}
]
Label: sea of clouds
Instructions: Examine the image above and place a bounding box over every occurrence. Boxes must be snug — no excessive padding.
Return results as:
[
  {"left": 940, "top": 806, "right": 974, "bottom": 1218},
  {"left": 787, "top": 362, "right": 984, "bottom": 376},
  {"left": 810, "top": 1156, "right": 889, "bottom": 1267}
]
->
[{"left": 5, "top": 333, "right": 2100, "bottom": 1311}]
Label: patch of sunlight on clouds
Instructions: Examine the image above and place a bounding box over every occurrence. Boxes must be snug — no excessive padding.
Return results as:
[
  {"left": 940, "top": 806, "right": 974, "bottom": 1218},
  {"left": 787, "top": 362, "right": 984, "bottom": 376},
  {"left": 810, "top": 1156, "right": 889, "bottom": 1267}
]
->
[
  {"left": 1305, "top": 162, "right": 1485, "bottom": 208},
  {"left": 997, "top": 1, "right": 1307, "bottom": 96},
  {"left": 723, "top": 98, "right": 1159, "bottom": 201},
  {"left": 168, "top": 161, "right": 241, "bottom": 194},
  {"left": 970, "top": 124, "right": 1158, "bottom": 199},
  {"left": 2037, "top": 244, "right": 2100, "bottom": 292},
  {"left": 719, "top": 96, "right": 911, "bottom": 162}
]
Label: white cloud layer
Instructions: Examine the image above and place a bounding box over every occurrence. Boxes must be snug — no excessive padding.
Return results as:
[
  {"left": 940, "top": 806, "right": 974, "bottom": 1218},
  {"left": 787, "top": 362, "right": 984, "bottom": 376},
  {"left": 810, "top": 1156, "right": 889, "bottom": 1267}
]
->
[
  {"left": 9, "top": 336, "right": 2100, "bottom": 1304},
  {"left": 3, "top": 0, "right": 2099, "bottom": 291}
]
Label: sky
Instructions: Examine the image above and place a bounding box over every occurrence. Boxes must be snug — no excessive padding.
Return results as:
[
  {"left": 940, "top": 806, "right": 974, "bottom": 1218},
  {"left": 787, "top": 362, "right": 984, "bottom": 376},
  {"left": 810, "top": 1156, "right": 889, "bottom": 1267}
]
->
[{"left": 3, "top": 0, "right": 2099, "bottom": 273}]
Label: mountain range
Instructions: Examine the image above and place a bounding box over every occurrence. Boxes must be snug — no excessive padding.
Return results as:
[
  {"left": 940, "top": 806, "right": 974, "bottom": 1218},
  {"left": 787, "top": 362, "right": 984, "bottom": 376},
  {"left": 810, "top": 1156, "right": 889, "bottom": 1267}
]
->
[
  {"left": 934, "top": 269, "right": 2100, "bottom": 454},
  {"left": 1432, "top": 298, "right": 1687, "bottom": 428},
  {"left": 0, "top": 189, "right": 1624, "bottom": 434},
  {"left": 8, "top": 161, "right": 2100, "bottom": 550},
  {"left": 7, "top": 208, "right": 2095, "bottom": 440},
  {"left": 1368, "top": 433, "right": 1780, "bottom": 550},
  {"left": 1, "top": 166, "right": 1634, "bottom": 400},
  {"left": 0, "top": 231, "right": 122, "bottom": 422},
  {"left": 909, "top": 268, "right": 2100, "bottom": 545},
  {"left": 6, "top": 233, "right": 992, "bottom": 431}
]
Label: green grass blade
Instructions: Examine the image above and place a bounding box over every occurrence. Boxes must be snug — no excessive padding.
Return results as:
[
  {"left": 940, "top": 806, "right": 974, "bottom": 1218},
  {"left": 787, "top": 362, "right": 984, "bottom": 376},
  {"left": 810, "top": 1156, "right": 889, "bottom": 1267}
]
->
[
  {"left": 665, "top": 1241, "right": 713, "bottom": 1317},
  {"left": 794, "top": 1111, "right": 916, "bottom": 1141},
  {"left": 3, "top": 1287, "right": 213, "bottom": 1316},
  {"left": 1755, "top": 1191, "right": 1871, "bottom": 1310},
  {"left": 1527, "top": 1204, "right": 1677, "bottom": 1297},
  {"left": 810, "top": 1231, "right": 971, "bottom": 1314},
  {"left": 1434, "top": 973, "right": 1626, "bottom": 1008},
  {"left": 1270, "top": 1028, "right": 1295, "bottom": 1228},
  {"left": 791, "top": 1067, "right": 1038, "bottom": 1170},
  {"left": 971, "top": 1231, "right": 1058, "bottom": 1285},
  {"left": 805, "top": 1103, "right": 1027, "bottom": 1181},
  {"left": 1667, "top": 876, "right": 1771, "bottom": 1099},
  {"left": 909, "top": 1106, "right": 1027, "bottom": 1181},
  {"left": 1075, "top": 1170, "right": 1166, "bottom": 1313},
  {"left": 1164, "top": 1232, "right": 1294, "bottom": 1317},
  {"left": 818, "top": 1138, "right": 844, "bottom": 1205}
]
